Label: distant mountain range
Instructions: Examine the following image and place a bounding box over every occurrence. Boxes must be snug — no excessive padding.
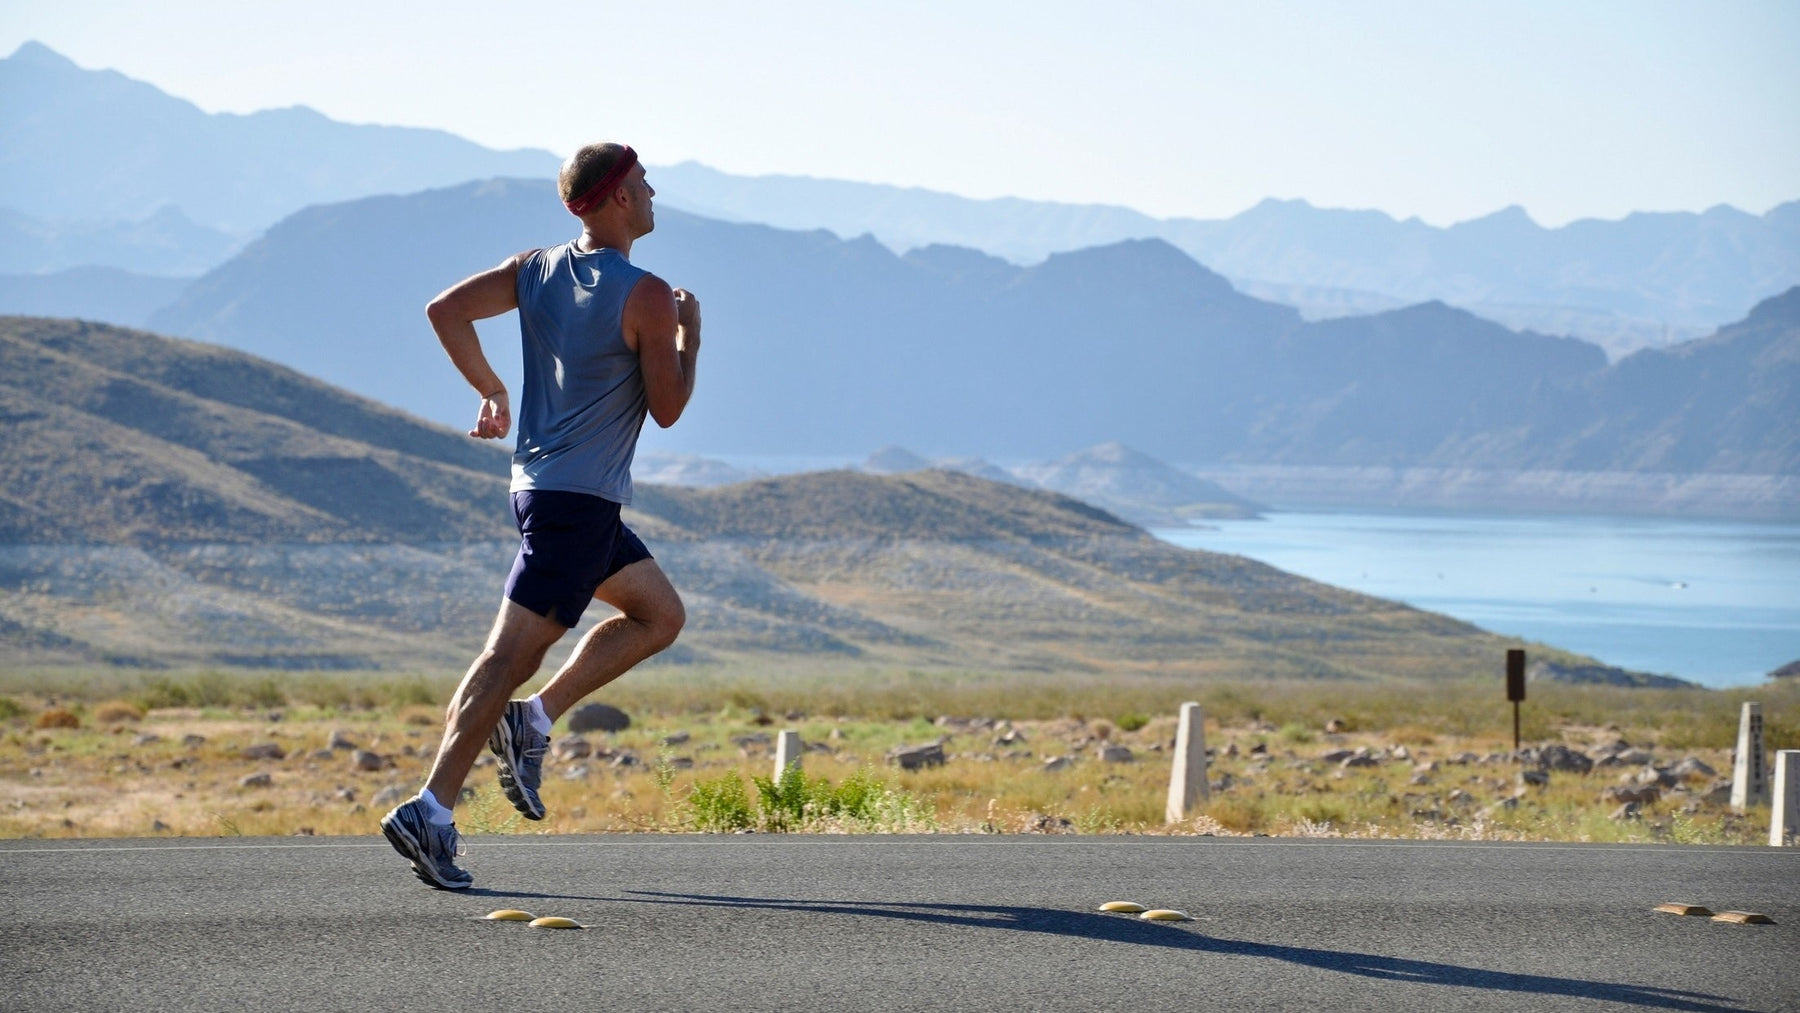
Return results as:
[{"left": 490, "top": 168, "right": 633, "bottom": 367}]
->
[
  {"left": 0, "top": 41, "right": 556, "bottom": 239},
  {"left": 1012, "top": 443, "right": 1264, "bottom": 525},
  {"left": 4, "top": 42, "right": 1796, "bottom": 359},
  {"left": 0, "top": 205, "right": 238, "bottom": 276},
  {"left": 842, "top": 442, "right": 1260, "bottom": 527},
  {"left": 131, "top": 177, "right": 1799, "bottom": 484},
  {"left": 656, "top": 164, "right": 1800, "bottom": 356},
  {"left": 1, "top": 315, "right": 1548, "bottom": 680},
  {"left": 0, "top": 267, "right": 187, "bottom": 328}
]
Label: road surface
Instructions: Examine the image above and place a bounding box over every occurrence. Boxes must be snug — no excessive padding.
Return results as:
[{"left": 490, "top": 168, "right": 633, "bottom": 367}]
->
[{"left": 2, "top": 835, "right": 1794, "bottom": 1011}]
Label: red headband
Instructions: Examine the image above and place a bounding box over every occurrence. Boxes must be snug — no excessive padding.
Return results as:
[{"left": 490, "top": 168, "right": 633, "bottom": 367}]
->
[{"left": 564, "top": 146, "right": 639, "bottom": 216}]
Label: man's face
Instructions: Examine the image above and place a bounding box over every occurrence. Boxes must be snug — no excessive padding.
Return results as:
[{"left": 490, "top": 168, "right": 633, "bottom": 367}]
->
[{"left": 626, "top": 164, "right": 655, "bottom": 236}]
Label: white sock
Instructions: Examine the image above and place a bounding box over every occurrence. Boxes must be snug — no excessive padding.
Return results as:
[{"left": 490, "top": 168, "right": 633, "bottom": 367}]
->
[
  {"left": 524, "top": 694, "right": 553, "bottom": 735},
  {"left": 417, "top": 788, "right": 455, "bottom": 825}
]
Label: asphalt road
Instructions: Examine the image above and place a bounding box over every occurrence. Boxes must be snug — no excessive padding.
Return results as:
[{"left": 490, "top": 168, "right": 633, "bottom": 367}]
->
[{"left": 1, "top": 835, "right": 1794, "bottom": 1012}]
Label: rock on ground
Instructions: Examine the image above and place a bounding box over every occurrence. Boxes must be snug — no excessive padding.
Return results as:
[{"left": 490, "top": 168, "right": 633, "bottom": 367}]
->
[
  {"left": 888, "top": 741, "right": 946, "bottom": 770},
  {"left": 567, "top": 703, "right": 631, "bottom": 734}
]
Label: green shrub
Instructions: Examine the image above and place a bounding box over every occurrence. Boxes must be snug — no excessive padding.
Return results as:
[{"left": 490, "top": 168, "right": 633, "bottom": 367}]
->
[
  {"left": 820, "top": 767, "right": 886, "bottom": 821},
  {"left": 747, "top": 765, "right": 926, "bottom": 832},
  {"left": 0, "top": 695, "right": 25, "bottom": 721},
  {"left": 241, "top": 677, "right": 286, "bottom": 710},
  {"left": 457, "top": 785, "right": 523, "bottom": 836},
  {"left": 136, "top": 676, "right": 192, "bottom": 710},
  {"left": 724, "top": 688, "right": 769, "bottom": 714},
  {"left": 188, "top": 671, "right": 240, "bottom": 709},
  {"left": 386, "top": 676, "right": 441, "bottom": 708},
  {"left": 685, "top": 772, "right": 754, "bottom": 832},
  {"left": 752, "top": 766, "right": 811, "bottom": 832},
  {"left": 135, "top": 671, "right": 292, "bottom": 710},
  {"left": 1115, "top": 712, "right": 1150, "bottom": 732},
  {"left": 288, "top": 677, "right": 372, "bottom": 711},
  {"left": 1296, "top": 798, "right": 1347, "bottom": 825},
  {"left": 1201, "top": 795, "right": 1267, "bottom": 834},
  {"left": 1277, "top": 722, "right": 1314, "bottom": 745}
]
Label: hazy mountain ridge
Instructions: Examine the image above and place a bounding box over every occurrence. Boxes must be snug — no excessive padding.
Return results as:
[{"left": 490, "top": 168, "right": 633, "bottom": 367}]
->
[
  {"left": 0, "top": 267, "right": 190, "bottom": 328},
  {"left": 0, "top": 205, "right": 238, "bottom": 275},
  {"left": 5, "top": 41, "right": 1793, "bottom": 363},
  {"left": 655, "top": 162, "right": 1800, "bottom": 353},
  {"left": 0, "top": 42, "right": 558, "bottom": 235},
  {"left": 136, "top": 179, "right": 1799, "bottom": 484},
  {"left": 1189, "top": 465, "right": 1800, "bottom": 520},
  {"left": 0, "top": 315, "right": 1549, "bottom": 679},
  {"left": 1012, "top": 443, "right": 1265, "bottom": 525}
]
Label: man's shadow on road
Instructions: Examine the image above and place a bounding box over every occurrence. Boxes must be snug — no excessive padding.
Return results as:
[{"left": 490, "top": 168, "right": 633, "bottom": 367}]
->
[{"left": 621, "top": 890, "right": 1749, "bottom": 1013}]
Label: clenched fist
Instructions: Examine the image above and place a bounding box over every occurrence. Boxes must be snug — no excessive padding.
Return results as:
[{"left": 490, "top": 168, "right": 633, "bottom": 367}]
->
[
  {"left": 471, "top": 388, "right": 511, "bottom": 440},
  {"left": 673, "top": 288, "right": 702, "bottom": 345}
]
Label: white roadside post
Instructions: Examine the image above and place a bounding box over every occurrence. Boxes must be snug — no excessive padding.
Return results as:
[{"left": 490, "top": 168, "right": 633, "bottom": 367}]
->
[
  {"left": 1165, "top": 702, "right": 1209, "bottom": 824},
  {"left": 1771, "top": 750, "right": 1799, "bottom": 848},
  {"left": 774, "top": 729, "right": 803, "bottom": 781},
  {"left": 1731, "top": 702, "right": 1768, "bottom": 812}
]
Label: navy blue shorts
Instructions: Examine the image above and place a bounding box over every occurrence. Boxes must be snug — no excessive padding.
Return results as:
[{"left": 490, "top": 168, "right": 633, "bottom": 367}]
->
[{"left": 504, "top": 490, "right": 653, "bottom": 628}]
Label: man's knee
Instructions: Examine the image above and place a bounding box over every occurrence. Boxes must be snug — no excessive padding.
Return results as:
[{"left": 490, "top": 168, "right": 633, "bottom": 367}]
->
[
  {"left": 641, "top": 589, "right": 685, "bottom": 651},
  {"left": 484, "top": 638, "right": 554, "bottom": 682},
  {"left": 599, "top": 560, "right": 685, "bottom": 651},
  {"left": 495, "top": 598, "right": 568, "bottom": 649}
]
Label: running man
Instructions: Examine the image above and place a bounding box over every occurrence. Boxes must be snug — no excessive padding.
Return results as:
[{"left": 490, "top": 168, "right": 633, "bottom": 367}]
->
[{"left": 381, "top": 142, "right": 700, "bottom": 889}]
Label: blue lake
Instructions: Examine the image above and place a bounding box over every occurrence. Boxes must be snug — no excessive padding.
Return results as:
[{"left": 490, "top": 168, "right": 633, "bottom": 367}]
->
[{"left": 1153, "top": 513, "right": 1800, "bottom": 689}]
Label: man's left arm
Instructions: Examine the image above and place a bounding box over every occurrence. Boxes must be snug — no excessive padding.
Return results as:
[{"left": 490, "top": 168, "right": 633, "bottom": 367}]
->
[{"left": 628, "top": 276, "right": 701, "bottom": 428}]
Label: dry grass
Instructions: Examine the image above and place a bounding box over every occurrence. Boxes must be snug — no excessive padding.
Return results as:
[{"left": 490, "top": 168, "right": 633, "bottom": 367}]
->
[
  {"left": 0, "top": 671, "right": 1792, "bottom": 843},
  {"left": 32, "top": 708, "right": 80, "bottom": 730},
  {"left": 92, "top": 700, "right": 145, "bottom": 725}
]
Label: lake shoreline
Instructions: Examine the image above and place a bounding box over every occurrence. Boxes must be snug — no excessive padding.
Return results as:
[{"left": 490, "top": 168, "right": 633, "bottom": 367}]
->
[
  {"left": 1154, "top": 510, "right": 1800, "bottom": 690},
  {"left": 1189, "top": 465, "right": 1800, "bottom": 522}
]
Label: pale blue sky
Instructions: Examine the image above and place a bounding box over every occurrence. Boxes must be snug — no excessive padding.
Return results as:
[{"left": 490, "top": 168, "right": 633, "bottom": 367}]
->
[{"left": 4, "top": 0, "right": 1795, "bottom": 226}]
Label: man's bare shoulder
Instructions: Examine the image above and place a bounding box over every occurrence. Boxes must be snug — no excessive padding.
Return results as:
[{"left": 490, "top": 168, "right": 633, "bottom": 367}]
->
[
  {"left": 626, "top": 273, "right": 676, "bottom": 317},
  {"left": 632, "top": 272, "right": 674, "bottom": 299},
  {"left": 623, "top": 273, "right": 677, "bottom": 352}
]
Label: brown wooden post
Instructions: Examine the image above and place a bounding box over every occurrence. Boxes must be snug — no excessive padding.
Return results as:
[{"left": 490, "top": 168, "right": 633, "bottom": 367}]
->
[{"left": 1506, "top": 649, "right": 1526, "bottom": 752}]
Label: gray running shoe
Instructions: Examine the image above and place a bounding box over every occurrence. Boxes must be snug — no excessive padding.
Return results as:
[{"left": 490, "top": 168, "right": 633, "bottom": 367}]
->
[
  {"left": 379, "top": 796, "right": 472, "bottom": 890},
  {"left": 488, "top": 700, "right": 549, "bottom": 820}
]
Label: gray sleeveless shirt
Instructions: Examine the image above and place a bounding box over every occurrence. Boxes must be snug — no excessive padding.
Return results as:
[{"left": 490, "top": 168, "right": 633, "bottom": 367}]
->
[{"left": 510, "top": 243, "right": 650, "bottom": 503}]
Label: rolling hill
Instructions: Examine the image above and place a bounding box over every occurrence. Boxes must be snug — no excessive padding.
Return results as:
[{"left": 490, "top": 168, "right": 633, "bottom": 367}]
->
[{"left": 0, "top": 315, "right": 1534, "bottom": 679}]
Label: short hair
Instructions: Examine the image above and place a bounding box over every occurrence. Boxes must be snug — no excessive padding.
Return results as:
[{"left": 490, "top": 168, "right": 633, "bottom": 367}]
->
[{"left": 559, "top": 142, "right": 634, "bottom": 204}]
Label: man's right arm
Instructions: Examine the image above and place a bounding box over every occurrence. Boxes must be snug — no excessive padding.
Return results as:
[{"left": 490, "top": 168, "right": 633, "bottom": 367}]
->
[{"left": 426, "top": 252, "right": 530, "bottom": 439}]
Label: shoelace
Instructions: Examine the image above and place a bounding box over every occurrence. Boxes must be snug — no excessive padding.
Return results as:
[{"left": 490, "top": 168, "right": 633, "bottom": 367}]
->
[{"left": 431, "top": 821, "right": 466, "bottom": 859}]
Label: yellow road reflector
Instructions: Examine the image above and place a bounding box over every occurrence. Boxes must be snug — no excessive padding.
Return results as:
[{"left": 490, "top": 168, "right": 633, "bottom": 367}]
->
[
  {"left": 485, "top": 909, "right": 535, "bottom": 921},
  {"left": 1099, "top": 901, "right": 1147, "bottom": 913},
  {"left": 1140, "top": 909, "right": 1193, "bottom": 922},
  {"left": 1653, "top": 903, "right": 1713, "bottom": 916},
  {"left": 1711, "top": 911, "right": 1775, "bottom": 925},
  {"left": 529, "top": 916, "right": 583, "bottom": 930}
]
